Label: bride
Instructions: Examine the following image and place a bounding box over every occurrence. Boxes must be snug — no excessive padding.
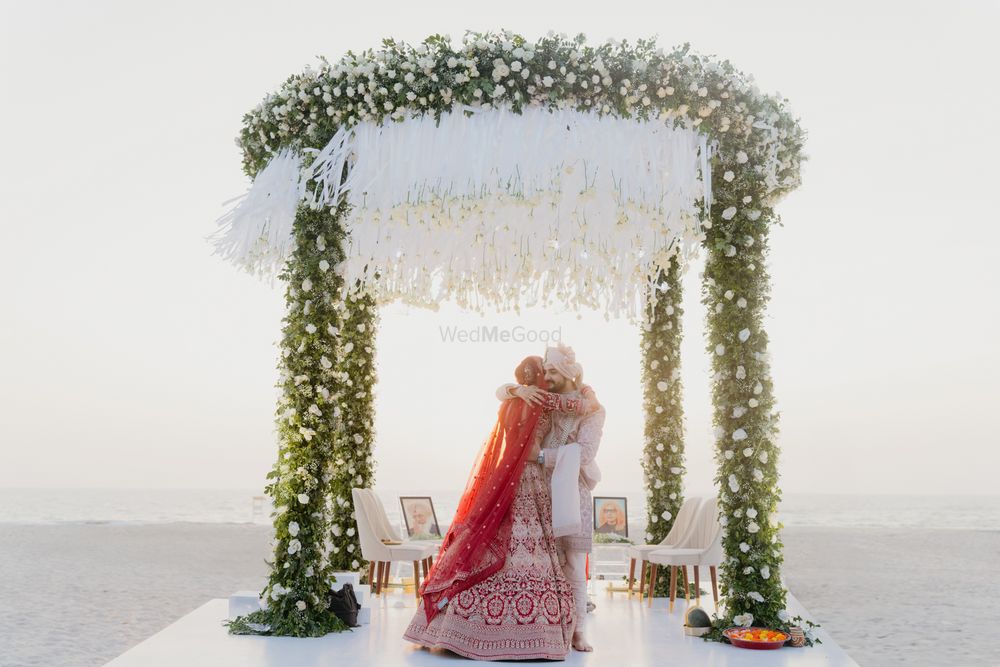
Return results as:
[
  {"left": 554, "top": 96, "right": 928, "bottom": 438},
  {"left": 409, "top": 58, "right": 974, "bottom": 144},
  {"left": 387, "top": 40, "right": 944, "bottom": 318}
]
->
[{"left": 403, "top": 355, "right": 600, "bottom": 660}]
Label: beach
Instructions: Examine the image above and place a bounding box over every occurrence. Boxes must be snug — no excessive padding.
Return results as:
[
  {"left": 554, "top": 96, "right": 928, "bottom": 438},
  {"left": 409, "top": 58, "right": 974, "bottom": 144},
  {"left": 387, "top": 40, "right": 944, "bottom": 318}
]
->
[{"left": 1, "top": 523, "right": 996, "bottom": 667}]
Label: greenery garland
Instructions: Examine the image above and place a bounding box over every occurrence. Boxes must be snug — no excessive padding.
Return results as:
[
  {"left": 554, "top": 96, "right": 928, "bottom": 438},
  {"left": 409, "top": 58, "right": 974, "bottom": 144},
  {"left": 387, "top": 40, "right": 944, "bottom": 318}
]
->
[
  {"left": 327, "top": 285, "right": 379, "bottom": 574},
  {"left": 700, "top": 174, "right": 797, "bottom": 636},
  {"left": 640, "top": 260, "right": 687, "bottom": 597},
  {"left": 227, "top": 202, "right": 351, "bottom": 636}
]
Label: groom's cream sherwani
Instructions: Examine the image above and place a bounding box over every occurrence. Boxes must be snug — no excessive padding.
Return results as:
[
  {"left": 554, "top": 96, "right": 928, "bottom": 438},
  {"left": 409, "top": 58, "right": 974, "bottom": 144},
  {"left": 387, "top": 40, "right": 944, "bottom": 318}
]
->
[{"left": 539, "top": 388, "right": 605, "bottom": 554}]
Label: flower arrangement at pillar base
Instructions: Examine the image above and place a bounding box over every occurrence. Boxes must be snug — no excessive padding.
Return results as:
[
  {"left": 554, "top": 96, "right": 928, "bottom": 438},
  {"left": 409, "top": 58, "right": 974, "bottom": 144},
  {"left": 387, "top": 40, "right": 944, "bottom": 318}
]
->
[{"left": 701, "top": 607, "right": 822, "bottom": 648}]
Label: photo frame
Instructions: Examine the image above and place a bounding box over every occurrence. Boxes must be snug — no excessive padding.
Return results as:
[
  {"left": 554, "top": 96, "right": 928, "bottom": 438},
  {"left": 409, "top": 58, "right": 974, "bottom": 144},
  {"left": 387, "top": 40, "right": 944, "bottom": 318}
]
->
[
  {"left": 593, "top": 496, "right": 628, "bottom": 538},
  {"left": 399, "top": 496, "right": 441, "bottom": 539}
]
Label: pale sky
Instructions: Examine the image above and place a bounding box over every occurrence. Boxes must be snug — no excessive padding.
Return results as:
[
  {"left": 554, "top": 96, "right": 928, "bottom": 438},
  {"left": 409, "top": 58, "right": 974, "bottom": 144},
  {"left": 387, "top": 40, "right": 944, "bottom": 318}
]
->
[{"left": 1, "top": 0, "right": 997, "bottom": 496}]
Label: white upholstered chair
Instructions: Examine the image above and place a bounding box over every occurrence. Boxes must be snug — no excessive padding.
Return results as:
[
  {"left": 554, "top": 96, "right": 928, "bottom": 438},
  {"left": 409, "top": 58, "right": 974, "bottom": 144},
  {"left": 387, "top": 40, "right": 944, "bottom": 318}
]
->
[
  {"left": 626, "top": 496, "right": 702, "bottom": 598},
  {"left": 352, "top": 488, "right": 438, "bottom": 597},
  {"left": 646, "top": 497, "right": 723, "bottom": 611}
]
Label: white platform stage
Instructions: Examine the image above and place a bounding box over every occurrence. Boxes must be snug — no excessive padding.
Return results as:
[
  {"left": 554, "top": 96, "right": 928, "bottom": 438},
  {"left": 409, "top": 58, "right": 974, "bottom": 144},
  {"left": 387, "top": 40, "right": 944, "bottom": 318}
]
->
[{"left": 106, "top": 587, "right": 857, "bottom": 666}]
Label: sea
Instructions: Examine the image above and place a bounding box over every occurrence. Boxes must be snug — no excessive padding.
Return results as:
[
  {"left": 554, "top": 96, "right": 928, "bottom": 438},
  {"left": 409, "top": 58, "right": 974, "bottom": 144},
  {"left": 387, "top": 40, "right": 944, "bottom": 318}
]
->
[{"left": 1, "top": 488, "right": 998, "bottom": 534}]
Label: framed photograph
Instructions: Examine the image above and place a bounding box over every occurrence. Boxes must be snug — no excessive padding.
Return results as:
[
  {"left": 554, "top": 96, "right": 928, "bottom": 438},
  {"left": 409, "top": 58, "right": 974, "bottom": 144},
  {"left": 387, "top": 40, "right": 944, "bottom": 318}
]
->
[
  {"left": 400, "top": 496, "right": 441, "bottom": 539},
  {"left": 593, "top": 496, "right": 628, "bottom": 538}
]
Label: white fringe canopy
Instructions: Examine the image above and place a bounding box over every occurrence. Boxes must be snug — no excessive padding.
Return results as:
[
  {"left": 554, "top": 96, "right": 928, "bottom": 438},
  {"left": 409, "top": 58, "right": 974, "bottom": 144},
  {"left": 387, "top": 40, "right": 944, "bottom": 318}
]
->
[{"left": 213, "top": 104, "right": 714, "bottom": 321}]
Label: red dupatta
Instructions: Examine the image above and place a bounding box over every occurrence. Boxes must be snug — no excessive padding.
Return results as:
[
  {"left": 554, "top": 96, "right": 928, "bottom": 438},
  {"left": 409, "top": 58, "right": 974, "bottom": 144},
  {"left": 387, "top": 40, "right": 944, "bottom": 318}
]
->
[{"left": 418, "top": 385, "right": 545, "bottom": 623}]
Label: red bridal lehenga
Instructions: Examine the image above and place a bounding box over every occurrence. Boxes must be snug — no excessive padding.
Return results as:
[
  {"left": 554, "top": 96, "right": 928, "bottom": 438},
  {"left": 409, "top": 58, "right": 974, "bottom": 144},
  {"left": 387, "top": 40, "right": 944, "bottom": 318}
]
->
[{"left": 403, "top": 358, "right": 586, "bottom": 661}]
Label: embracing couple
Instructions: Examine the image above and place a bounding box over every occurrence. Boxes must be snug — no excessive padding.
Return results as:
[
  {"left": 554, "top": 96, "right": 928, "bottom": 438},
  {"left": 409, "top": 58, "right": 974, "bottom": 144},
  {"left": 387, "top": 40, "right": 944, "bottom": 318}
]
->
[{"left": 403, "top": 343, "right": 606, "bottom": 660}]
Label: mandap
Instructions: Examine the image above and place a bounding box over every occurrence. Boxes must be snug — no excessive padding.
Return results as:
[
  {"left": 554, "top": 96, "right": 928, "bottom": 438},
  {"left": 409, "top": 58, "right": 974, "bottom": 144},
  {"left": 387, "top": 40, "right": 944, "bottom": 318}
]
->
[{"left": 210, "top": 30, "right": 807, "bottom": 637}]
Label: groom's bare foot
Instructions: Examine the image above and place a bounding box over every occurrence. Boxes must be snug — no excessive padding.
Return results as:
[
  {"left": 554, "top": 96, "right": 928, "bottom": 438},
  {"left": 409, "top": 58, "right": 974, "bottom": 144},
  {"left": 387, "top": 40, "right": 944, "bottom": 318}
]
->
[{"left": 572, "top": 632, "right": 593, "bottom": 652}]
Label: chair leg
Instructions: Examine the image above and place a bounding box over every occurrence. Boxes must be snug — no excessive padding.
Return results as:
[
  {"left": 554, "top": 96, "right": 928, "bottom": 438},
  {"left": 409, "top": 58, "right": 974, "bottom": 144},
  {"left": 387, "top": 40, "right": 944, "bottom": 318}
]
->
[
  {"left": 628, "top": 558, "right": 636, "bottom": 595},
  {"left": 694, "top": 566, "right": 701, "bottom": 602},
  {"left": 421, "top": 557, "right": 430, "bottom": 578},
  {"left": 374, "top": 561, "right": 385, "bottom": 595},
  {"left": 413, "top": 560, "right": 421, "bottom": 598},
  {"left": 368, "top": 561, "right": 375, "bottom": 589},
  {"left": 681, "top": 566, "right": 690, "bottom": 604},
  {"left": 380, "top": 561, "right": 390, "bottom": 596},
  {"left": 668, "top": 566, "right": 677, "bottom": 613},
  {"left": 646, "top": 563, "right": 658, "bottom": 607},
  {"left": 638, "top": 560, "right": 648, "bottom": 598},
  {"left": 710, "top": 566, "right": 719, "bottom": 607}
]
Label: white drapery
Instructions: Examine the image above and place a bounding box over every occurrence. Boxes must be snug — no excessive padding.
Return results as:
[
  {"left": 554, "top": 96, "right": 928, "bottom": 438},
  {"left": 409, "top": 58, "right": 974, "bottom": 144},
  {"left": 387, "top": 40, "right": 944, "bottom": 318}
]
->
[{"left": 212, "top": 105, "right": 714, "bottom": 322}]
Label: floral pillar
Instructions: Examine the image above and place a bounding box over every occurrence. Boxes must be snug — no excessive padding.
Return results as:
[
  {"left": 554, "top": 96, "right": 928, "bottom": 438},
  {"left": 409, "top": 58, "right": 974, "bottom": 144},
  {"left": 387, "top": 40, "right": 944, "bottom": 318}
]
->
[
  {"left": 703, "top": 190, "right": 787, "bottom": 627},
  {"left": 229, "top": 203, "right": 351, "bottom": 636},
  {"left": 327, "top": 285, "right": 379, "bottom": 574},
  {"left": 640, "top": 260, "right": 686, "bottom": 596}
]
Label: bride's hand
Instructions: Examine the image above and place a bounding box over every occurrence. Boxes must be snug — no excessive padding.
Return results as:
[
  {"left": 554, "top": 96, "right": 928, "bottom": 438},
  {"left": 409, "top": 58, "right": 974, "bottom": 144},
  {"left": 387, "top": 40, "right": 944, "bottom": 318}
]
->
[
  {"left": 514, "top": 384, "right": 544, "bottom": 406},
  {"left": 582, "top": 386, "right": 601, "bottom": 413}
]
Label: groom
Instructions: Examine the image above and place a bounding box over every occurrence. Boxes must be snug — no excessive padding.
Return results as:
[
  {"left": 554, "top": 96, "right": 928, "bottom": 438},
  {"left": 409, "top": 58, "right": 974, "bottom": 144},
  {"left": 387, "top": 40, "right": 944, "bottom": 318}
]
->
[{"left": 496, "top": 343, "right": 606, "bottom": 652}]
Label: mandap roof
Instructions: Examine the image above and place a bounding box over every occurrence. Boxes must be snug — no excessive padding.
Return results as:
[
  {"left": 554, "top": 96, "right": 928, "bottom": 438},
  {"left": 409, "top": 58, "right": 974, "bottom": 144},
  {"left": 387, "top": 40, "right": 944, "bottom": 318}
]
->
[{"left": 212, "top": 30, "right": 807, "bottom": 322}]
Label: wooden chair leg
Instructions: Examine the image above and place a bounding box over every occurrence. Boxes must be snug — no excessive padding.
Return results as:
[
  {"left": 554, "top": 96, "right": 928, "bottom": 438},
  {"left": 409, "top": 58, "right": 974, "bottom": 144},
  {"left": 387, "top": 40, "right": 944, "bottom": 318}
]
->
[
  {"left": 694, "top": 566, "right": 701, "bottom": 602},
  {"left": 681, "top": 566, "right": 690, "bottom": 604},
  {"left": 368, "top": 561, "right": 375, "bottom": 589},
  {"left": 668, "top": 566, "right": 677, "bottom": 613},
  {"left": 628, "top": 558, "right": 636, "bottom": 595},
  {"left": 380, "top": 561, "right": 390, "bottom": 596},
  {"left": 710, "top": 566, "right": 719, "bottom": 607},
  {"left": 413, "top": 560, "right": 421, "bottom": 598},
  {"left": 646, "top": 563, "right": 658, "bottom": 607},
  {"left": 421, "top": 558, "right": 430, "bottom": 578},
  {"left": 638, "top": 560, "right": 648, "bottom": 598},
  {"left": 374, "top": 561, "right": 385, "bottom": 595}
]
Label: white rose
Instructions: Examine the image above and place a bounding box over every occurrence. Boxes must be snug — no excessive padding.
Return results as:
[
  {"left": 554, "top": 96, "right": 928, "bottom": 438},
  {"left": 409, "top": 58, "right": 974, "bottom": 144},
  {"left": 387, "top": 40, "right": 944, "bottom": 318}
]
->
[
  {"left": 746, "top": 508, "right": 758, "bottom": 518},
  {"left": 722, "top": 207, "right": 737, "bottom": 220},
  {"left": 320, "top": 356, "right": 333, "bottom": 369},
  {"left": 760, "top": 566, "right": 770, "bottom": 579},
  {"left": 305, "top": 323, "right": 317, "bottom": 334},
  {"left": 302, "top": 278, "right": 312, "bottom": 292},
  {"left": 749, "top": 398, "right": 760, "bottom": 408},
  {"left": 732, "top": 428, "right": 748, "bottom": 441},
  {"left": 542, "top": 75, "right": 554, "bottom": 87},
  {"left": 738, "top": 328, "right": 751, "bottom": 342},
  {"left": 297, "top": 493, "right": 310, "bottom": 504},
  {"left": 737, "top": 297, "right": 747, "bottom": 308},
  {"left": 736, "top": 151, "right": 749, "bottom": 164},
  {"left": 723, "top": 170, "right": 735, "bottom": 182},
  {"left": 734, "top": 613, "right": 754, "bottom": 627},
  {"left": 748, "top": 591, "right": 765, "bottom": 602},
  {"left": 318, "top": 260, "right": 330, "bottom": 272},
  {"left": 739, "top": 542, "right": 750, "bottom": 553},
  {"left": 715, "top": 344, "right": 726, "bottom": 356},
  {"left": 288, "top": 521, "right": 300, "bottom": 537},
  {"left": 657, "top": 381, "right": 669, "bottom": 391},
  {"left": 747, "top": 521, "right": 760, "bottom": 533},
  {"left": 296, "top": 600, "right": 307, "bottom": 611}
]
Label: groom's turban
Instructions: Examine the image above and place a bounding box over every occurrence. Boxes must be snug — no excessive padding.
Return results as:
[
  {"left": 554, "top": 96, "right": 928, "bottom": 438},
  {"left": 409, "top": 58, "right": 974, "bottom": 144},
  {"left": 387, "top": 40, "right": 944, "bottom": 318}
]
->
[{"left": 544, "top": 343, "right": 583, "bottom": 382}]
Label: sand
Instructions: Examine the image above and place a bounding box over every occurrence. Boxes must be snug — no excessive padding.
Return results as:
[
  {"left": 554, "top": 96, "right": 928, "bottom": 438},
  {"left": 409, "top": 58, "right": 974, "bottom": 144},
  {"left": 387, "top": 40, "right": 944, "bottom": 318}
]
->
[{"left": 0, "top": 524, "right": 996, "bottom": 667}]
